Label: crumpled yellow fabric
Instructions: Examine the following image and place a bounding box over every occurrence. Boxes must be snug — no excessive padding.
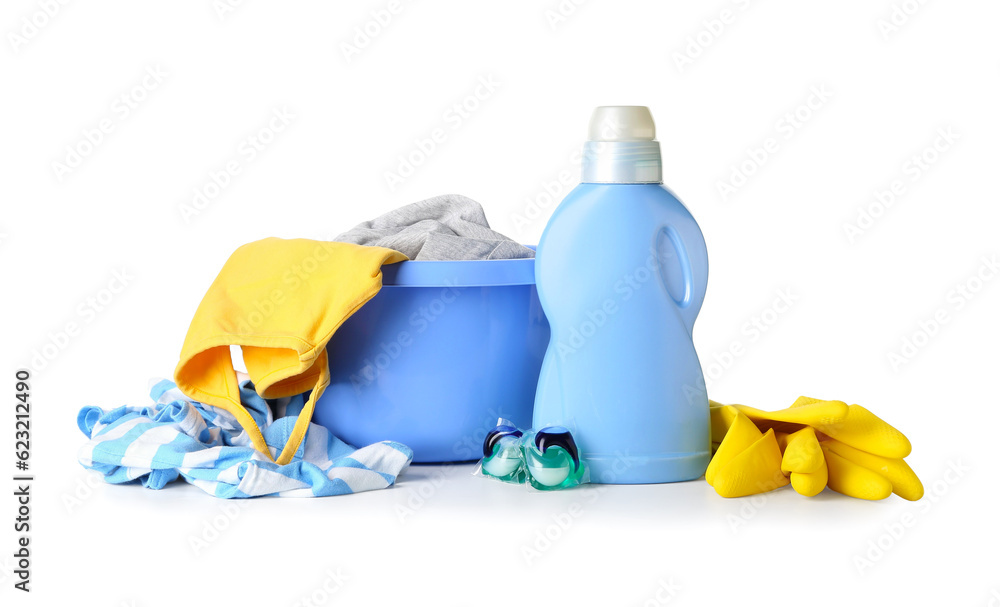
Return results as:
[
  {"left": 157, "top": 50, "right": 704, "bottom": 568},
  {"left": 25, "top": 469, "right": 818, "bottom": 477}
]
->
[
  {"left": 707, "top": 397, "right": 922, "bottom": 501},
  {"left": 174, "top": 238, "right": 407, "bottom": 465}
]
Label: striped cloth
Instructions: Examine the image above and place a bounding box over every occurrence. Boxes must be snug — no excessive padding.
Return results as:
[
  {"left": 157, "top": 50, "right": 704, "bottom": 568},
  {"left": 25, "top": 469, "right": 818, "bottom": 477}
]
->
[{"left": 76, "top": 378, "right": 412, "bottom": 498}]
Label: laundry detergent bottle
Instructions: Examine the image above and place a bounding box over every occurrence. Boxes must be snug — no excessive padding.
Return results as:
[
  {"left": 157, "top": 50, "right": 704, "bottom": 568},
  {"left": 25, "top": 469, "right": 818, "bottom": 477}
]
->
[{"left": 531, "top": 106, "right": 710, "bottom": 484}]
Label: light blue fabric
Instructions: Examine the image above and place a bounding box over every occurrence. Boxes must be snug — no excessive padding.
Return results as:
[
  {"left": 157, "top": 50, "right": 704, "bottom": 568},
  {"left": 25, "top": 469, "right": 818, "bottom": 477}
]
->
[{"left": 76, "top": 378, "right": 413, "bottom": 498}]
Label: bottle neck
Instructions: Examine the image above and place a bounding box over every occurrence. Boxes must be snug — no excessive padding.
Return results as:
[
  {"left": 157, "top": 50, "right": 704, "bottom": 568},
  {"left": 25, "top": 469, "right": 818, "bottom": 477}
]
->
[{"left": 581, "top": 140, "right": 662, "bottom": 184}]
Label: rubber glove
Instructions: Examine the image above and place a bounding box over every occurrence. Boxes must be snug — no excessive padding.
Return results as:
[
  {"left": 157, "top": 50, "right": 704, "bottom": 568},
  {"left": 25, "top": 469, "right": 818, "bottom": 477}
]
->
[{"left": 707, "top": 397, "right": 922, "bottom": 501}]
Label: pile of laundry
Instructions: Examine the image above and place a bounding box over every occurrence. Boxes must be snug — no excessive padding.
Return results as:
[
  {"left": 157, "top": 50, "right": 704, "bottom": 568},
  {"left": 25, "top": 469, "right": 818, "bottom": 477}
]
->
[{"left": 76, "top": 195, "right": 527, "bottom": 498}]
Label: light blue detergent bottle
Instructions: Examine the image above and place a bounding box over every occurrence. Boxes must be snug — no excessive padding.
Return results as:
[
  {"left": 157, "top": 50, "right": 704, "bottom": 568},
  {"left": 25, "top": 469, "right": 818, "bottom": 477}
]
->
[{"left": 532, "top": 106, "right": 710, "bottom": 484}]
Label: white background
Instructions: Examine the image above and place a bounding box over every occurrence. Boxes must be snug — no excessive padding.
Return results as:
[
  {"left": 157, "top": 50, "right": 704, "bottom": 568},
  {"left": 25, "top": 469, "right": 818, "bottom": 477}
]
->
[{"left": 2, "top": 1, "right": 999, "bottom": 605}]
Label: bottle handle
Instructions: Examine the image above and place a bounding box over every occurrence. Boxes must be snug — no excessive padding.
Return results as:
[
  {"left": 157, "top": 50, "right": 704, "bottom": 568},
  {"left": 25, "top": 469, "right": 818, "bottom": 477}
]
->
[{"left": 655, "top": 212, "right": 709, "bottom": 334}]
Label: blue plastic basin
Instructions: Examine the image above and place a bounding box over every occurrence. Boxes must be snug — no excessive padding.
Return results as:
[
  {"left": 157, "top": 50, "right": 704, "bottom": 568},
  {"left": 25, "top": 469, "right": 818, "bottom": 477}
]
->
[{"left": 312, "top": 253, "right": 549, "bottom": 463}]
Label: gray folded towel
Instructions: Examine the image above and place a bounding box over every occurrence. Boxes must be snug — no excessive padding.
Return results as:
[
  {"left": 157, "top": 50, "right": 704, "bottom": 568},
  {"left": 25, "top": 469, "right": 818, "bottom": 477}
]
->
[{"left": 334, "top": 194, "right": 535, "bottom": 261}]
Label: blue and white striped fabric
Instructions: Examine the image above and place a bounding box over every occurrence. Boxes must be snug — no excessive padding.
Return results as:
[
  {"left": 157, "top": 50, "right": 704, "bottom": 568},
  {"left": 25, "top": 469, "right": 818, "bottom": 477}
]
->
[{"left": 76, "top": 378, "right": 413, "bottom": 498}]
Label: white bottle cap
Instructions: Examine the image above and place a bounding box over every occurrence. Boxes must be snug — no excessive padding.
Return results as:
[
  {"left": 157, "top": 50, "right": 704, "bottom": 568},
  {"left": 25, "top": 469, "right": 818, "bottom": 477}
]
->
[
  {"left": 581, "top": 106, "right": 662, "bottom": 184},
  {"left": 588, "top": 106, "right": 656, "bottom": 142}
]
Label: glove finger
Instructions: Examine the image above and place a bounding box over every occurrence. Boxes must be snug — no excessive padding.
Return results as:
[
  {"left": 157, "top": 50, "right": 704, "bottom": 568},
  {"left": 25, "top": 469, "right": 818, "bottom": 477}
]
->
[
  {"left": 781, "top": 426, "right": 824, "bottom": 474},
  {"left": 815, "top": 404, "right": 912, "bottom": 459},
  {"left": 824, "top": 440, "right": 923, "bottom": 501},
  {"left": 790, "top": 464, "right": 828, "bottom": 497},
  {"left": 713, "top": 429, "right": 789, "bottom": 498},
  {"left": 822, "top": 444, "right": 892, "bottom": 500},
  {"left": 706, "top": 411, "right": 762, "bottom": 486}
]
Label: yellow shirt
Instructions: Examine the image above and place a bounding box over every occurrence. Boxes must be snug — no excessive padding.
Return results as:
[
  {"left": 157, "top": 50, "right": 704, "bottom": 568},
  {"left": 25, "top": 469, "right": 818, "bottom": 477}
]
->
[{"left": 175, "top": 238, "right": 406, "bottom": 464}]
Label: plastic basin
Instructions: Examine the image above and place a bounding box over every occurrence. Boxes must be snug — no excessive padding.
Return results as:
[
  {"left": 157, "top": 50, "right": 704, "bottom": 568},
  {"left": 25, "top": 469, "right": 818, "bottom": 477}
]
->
[{"left": 312, "top": 253, "right": 549, "bottom": 463}]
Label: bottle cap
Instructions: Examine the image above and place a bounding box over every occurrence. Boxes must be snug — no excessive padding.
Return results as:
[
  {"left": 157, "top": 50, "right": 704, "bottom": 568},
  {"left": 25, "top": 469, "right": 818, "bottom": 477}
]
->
[
  {"left": 581, "top": 106, "right": 662, "bottom": 184},
  {"left": 588, "top": 106, "right": 656, "bottom": 142}
]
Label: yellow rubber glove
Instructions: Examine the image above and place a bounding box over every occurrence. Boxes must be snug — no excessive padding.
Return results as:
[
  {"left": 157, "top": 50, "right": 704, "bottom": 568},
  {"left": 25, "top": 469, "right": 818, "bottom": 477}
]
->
[{"left": 706, "top": 396, "right": 921, "bottom": 501}]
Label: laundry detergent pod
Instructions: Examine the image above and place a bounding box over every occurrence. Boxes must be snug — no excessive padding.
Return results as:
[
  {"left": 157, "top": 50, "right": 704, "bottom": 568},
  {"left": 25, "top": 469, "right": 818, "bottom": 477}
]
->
[
  {"left": 479, "top": 420, "right": 526, "bottom": 483},
  {"left": 523, "top": 426, "right": 588, "bottom": 491}
]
